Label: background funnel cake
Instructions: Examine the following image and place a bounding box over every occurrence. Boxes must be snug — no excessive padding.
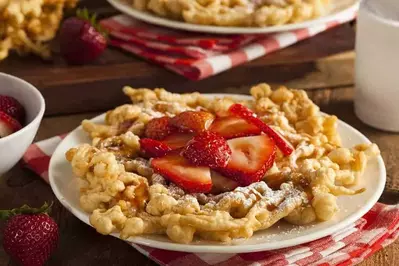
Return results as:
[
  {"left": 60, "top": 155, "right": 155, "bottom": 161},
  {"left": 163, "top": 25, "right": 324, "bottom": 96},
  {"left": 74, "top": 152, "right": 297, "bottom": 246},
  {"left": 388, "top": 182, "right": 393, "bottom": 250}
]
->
[{"left": 127, "top": 0, "right": 331, "bottom": 27}]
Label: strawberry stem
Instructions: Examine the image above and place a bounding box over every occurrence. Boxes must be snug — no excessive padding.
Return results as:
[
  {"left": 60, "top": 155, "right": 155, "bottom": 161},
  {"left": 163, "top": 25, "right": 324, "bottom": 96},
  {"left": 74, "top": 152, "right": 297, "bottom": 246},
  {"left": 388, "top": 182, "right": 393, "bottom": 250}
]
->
[
  {"left": 76, "top": 8, "right": 108, "bottom": 38},
  {"left": 0, "top": 202, "right": 53, "bottom": 221}
]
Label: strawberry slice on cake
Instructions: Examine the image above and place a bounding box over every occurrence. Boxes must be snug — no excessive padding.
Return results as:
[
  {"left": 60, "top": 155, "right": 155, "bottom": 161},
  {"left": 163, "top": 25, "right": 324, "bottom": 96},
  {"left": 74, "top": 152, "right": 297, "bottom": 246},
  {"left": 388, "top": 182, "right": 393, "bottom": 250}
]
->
[
  {"left": 144, "top": 116, "right": 176, "bottom": 140},
  {"left": 229, "top": 103, "right": 294, "bottom": 156},
  {"left": 161, "top": 132, "right": 195, "bottom": 150},
  {"left": 151, "top": 152, "right": 212, "bottom": 193},
  {"left": 209, "top": 116, "right": 261, "bottom": 139},
  {"left": 140, "top": 138, "right": 172, "bottom": 158},
  {"left": 210, "top": 171, "right": 239, "bottom": 193},
  {"left": 170, "top": 111, "right": 214, "bottom": 133},
  {"left": 216, "top": 135, "right": 276, "bottom": 186}
]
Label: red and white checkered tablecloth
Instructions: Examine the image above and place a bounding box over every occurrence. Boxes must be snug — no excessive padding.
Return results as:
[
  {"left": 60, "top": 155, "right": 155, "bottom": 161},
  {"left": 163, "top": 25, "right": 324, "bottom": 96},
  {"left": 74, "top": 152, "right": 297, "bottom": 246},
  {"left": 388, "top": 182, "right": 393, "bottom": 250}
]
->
[
  {"left": 98, "top": 9, "right": 356, "bottom": 80},
  {"left": 22, "top": 135, "right": 399, "bottom": 266}
]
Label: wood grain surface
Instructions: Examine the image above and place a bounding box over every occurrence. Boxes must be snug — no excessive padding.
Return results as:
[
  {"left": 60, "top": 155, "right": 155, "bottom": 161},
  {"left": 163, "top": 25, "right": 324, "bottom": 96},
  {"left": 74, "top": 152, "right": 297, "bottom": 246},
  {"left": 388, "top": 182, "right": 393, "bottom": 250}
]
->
[{"left": 0, "top": 86, "right": 397, "bottom": 266}]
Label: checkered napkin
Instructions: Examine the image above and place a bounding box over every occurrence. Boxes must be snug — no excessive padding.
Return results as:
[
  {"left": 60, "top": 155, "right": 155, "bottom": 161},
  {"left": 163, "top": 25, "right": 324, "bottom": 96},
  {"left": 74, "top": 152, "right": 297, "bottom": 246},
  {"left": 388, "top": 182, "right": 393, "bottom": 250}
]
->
[
  {"left": 99, "top": 10, "right": 356, "bottom": 80},
  {"left": 22, "top": 135, "right": 399, "bottom": 266}
]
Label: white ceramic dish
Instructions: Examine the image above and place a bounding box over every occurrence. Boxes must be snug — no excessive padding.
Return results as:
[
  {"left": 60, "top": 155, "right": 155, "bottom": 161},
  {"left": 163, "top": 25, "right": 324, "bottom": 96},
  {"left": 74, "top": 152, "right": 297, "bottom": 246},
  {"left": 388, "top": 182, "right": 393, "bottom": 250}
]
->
[
  {"left": 107, "top": 0, "right": 359, "bottom": 35},
  {"left": 49, "top": 94, "right": 385, "bottom": 253},
  {"left": 0, "top": 73, "right": 45, "bottom": 175}
]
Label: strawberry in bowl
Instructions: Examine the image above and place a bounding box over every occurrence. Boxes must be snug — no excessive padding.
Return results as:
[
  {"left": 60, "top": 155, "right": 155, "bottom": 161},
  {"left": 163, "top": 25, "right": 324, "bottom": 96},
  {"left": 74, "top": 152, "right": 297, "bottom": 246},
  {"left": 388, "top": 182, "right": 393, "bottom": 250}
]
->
[
  {"left": 0, "top": 95, "right": 25, "bottom": 138},
  {"left": 0, "top": 73, "right": 45, "bottom": 175}
]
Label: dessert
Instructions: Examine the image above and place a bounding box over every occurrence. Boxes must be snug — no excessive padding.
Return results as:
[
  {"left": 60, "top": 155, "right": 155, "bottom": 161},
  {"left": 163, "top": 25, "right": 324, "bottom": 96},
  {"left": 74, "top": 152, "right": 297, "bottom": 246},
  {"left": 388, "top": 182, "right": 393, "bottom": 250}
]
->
[
  {"left": 65, "top": 83, "right": 380, "bottom": 244},
  {"left": 0, "top": 0, "right": 78, "bottom": 61},
  {"left": 126, "top": 0, "right": 331, "bottom": 27},
  {"left": 0, "top": 95, "right": 25, "bottom": 138}
]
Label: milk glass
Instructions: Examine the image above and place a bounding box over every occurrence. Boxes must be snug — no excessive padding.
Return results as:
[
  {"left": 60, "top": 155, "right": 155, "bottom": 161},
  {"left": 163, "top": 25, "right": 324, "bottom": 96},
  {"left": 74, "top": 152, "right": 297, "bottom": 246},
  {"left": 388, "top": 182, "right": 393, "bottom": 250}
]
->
[{"left": 354, "top": 0, "right": 399, "bottom": 132}]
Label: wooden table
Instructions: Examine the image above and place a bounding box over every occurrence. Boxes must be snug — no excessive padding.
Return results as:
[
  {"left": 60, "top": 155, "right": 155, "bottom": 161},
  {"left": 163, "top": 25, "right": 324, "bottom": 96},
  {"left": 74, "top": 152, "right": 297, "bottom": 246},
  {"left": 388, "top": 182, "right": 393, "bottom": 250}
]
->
[{"left": 0, "top": 1, "right": 398, "bottom": 265}]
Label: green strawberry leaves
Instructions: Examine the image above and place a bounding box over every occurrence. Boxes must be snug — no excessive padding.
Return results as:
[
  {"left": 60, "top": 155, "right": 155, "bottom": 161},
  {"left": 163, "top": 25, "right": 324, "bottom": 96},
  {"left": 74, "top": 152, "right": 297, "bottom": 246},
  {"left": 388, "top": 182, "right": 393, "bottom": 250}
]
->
[
  {"left": 76, "top": 8, "right": 108, "bottom": 38},
  {"left": 0, "top": 202, "right": 53, "bottom": 220}
]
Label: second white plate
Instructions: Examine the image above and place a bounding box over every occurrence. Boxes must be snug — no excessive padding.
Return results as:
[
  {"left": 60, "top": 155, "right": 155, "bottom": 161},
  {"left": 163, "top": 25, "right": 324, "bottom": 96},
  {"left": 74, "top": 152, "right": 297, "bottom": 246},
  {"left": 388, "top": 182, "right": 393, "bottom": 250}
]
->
[
  {"left": 49, "top": 94, "right": 385, "bottom": 253},
  {"left": 107, "top": 0, "right": 359, "bottom": 34}
]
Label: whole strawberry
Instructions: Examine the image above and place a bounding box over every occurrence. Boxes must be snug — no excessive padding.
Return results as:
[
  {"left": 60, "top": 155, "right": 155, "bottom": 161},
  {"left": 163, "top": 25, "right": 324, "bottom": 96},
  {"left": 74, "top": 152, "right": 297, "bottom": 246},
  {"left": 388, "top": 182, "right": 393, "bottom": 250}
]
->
[
  {"left": 1, "top": 202, "right": 59, "bottom": 266},
  {"left": 59, "top": 9, "right": 107, "bottom": 64}
]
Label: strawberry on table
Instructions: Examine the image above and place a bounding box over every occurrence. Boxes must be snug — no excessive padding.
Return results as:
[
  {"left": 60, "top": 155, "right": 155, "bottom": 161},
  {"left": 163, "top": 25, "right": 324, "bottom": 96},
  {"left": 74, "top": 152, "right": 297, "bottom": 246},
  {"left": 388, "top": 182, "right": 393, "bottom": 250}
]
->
[
  {"left": 1, "top": 202, "right": 59, "bottom": 266},
  {"left": 59, "top": 9, "right": 107, "bottom": 65},
  {"left": 0, "top": 95, "right": 25, "bottom": 123},
  {"left": 140, "top": 138, "right": 172, "bottom": 158},
  {"left": 183, "top": 131, "right": 231, "bottom": 168},
  {"left": 209, "top": 116, "right": 261, "bottom": 139},
  {"left": 144, "top": 116, "right": 176, "bottom": 140},
  {"left": 216, "top": 135, "right": 276, "bottom": 186},
  {"left": 161, "top": 132, "right": 195, "bottom": 150},
  {"left": 151, "top": 152, "right": 212, "bottom": 193},
  {"left": 170, "top": 111, "right": 214, "bottom": 134},
  {"left": 0, "top": 111, "right": 22, "bottom": 138},
  {"left": 229, "top": 103, "right": 294, "bottom": 156}
]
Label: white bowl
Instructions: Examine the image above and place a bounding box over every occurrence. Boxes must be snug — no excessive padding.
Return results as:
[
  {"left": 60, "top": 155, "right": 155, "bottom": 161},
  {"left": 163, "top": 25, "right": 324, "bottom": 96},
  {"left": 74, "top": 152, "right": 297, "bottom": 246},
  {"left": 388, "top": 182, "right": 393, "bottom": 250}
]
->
[{"left": 0, "top": 73, "right": 45, "bottom": 175}]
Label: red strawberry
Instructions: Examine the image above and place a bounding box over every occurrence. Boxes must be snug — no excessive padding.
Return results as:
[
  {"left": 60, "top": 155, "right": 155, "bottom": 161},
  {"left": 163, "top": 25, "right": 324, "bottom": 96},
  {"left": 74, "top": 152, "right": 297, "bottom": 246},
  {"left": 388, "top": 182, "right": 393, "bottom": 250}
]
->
[
  {"left": 216, "top": 135, "right": 276, "bottom": 186},
  {"left": 170, "top": 111, "right": 214, "bottom": 133},
  {"left": 144, "top": 116, "right": 176, "bottom": 140},
  {"left": 0, "top": 95, "right": 25, "bottom": 123},
  {"left": 209, "top": 116, "right": 261, "bottom": 139},
  {"left": 151, "top": 152, "right": 212, "bottom": 193},
  {"left": 140, "top": 138, "right": 172, "bottom": 158},
  {"left": 210, "top": 171, "right": 239, "bottom": 193},
  {"left": 1, "top": 203, "right": 59, "bottom": 266},
  {"left": 229, "top": 104, "right": 294, "bottom": 156},
  {"left": 0, "top": 111, "right": 22, "bottom": 138},
  {"left": 182, "top": 131, "right": 231, "bottom": 168},
  {"left": 59, "top": 9, "right": 107, "bottom": 65},
  {"left": 162, "top": 132, "right": 195, "bottom": 150}
]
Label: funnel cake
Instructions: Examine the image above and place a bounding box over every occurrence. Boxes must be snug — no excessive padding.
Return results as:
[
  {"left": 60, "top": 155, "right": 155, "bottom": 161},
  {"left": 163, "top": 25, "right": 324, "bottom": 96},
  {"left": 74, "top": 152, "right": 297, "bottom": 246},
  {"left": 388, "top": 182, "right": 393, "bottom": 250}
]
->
[
  {"left": 127, "top": 0, "right": 331, "bottom": 27},
  {"left": 65, "top": 83, "right": 380, "bottom": 244},
  {"left": 0, "top": 0, "right": 78, "bottom": 60}
]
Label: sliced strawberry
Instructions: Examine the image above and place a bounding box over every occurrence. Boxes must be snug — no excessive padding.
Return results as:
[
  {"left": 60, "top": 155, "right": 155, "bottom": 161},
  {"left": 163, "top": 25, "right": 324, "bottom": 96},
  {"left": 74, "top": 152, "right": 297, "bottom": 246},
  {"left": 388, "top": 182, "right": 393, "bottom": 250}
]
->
[
  {"left": 170, "top": 111, "right": 214, "bottom": 133},
  {"left": 216, "top": 135, "right": 276, "bottom": 186},
  {"left": 209, "top": 116, "right": 261, "bottom": 139},
  {"left": 140, "top": 138, "right": 172, "bottom": 158},
  {"left": 0, "top": 111, "right": 22, "bottom": 138},
  {"left": 145, "top": 116, "right": 176, "bottom": 140},
  {"left": 151, "top": 152, "right": 212, "bottom": 193},
  {"left": 210, "top": 171, "right": 239, "bottom": 194},
  {"left": 182, "top": 131, "right": 231, "bottom": 168},
  {"left": 0, "top": 95, "right": 25, "bottom": 123},
  {"left": 162, "top": 132, "right": 195, "bottom": 150},
  {"left": 229, "top": 104, "right": 294, "bottom": 156}
]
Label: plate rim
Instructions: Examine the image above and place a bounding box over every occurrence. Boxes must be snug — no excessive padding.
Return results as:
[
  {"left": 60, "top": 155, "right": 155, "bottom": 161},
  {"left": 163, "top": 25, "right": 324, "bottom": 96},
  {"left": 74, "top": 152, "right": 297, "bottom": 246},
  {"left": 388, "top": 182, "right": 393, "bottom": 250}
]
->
[
  {"left": 49, "top": 93, "right": 386, "bottom": 253},
  {"left": 107, "top": 0, "right": 359, "bottom": 35}
]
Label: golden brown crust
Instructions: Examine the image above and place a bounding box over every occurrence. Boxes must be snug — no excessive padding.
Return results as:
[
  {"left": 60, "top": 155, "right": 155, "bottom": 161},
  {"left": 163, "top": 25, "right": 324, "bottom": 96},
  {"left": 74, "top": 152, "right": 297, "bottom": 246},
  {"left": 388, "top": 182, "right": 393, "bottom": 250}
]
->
[{"left": 0, "top": 0, "right": 78, "bottom": 60}]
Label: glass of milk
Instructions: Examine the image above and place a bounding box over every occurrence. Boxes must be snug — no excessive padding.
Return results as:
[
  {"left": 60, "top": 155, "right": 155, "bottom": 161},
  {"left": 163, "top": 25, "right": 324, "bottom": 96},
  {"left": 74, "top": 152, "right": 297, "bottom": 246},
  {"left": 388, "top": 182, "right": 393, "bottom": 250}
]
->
[{"left": 354, "top": 0, "right": 399, "bottom": 132}]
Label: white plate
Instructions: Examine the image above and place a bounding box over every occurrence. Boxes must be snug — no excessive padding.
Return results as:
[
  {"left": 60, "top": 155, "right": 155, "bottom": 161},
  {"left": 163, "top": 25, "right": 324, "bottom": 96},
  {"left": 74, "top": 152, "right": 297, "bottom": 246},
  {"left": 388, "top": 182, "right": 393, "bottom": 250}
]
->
[
  {"left": 107, "top": 0, "right": 359, "bottom": 34},
  {"left": 49, "top": 94, "right": 386, "bottom": 253}
]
